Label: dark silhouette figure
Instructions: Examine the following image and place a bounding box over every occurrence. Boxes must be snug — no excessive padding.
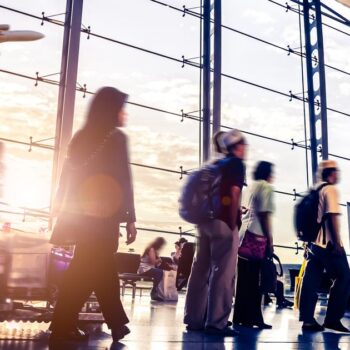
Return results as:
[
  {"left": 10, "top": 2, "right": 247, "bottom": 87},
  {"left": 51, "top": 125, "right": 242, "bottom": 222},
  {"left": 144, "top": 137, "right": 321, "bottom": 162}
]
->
[{"left": 49, "top": 87, "right": 137, "bottom": 343}]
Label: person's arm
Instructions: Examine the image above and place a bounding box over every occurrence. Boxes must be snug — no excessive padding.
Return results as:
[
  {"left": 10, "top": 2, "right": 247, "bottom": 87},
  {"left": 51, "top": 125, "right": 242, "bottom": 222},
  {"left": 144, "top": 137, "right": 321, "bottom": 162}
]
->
[
  {"left": 230, "top": 186, "right": 242, "bottom": 230},
  {"left": 258, "top": 212, "right": 274, "bottom": 257},
  {"left": 117, "top": 131, "right": 137, "bottom": 244},
  {"left": 147, "top": 248, "right": 158, "bottom": 266},
  {"left": 323, "top": 186, "right": 342, "bottom": 254},
  {"left": 328, "top": 214, "right": 342, "bottom": 254}
]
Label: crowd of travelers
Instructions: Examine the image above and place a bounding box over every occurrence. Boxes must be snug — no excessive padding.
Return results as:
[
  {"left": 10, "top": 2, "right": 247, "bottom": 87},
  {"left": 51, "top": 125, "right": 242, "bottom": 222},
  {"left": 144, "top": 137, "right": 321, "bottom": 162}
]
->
[{"left": 41, "top": 86, "right": 350, "bottom": 344}]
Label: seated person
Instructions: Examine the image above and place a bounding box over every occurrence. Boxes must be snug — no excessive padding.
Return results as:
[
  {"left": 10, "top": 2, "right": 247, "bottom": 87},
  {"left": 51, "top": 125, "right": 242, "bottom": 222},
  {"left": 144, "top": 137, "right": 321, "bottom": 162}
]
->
[
  {"left": 171, "top": 237, "right": 188, "bottom": 265},
  {"left": 137, "top": 237, "right": 166, "bottom": 301},
  {"left": 264, "top": 280, "right": 294, "bottom": 309}
]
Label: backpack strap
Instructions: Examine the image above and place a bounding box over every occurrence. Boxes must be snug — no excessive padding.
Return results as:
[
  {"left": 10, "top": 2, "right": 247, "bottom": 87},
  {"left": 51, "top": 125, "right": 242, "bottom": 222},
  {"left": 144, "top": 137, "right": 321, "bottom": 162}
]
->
[{"left": 316, "top": 182, "right": 330, "bottom": 192}]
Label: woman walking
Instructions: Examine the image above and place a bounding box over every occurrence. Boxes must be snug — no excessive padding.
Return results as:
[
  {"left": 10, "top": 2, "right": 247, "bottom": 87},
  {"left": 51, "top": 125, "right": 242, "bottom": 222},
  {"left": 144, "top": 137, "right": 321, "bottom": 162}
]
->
[
  {"left": 49, "top": 87, "right": 137, "bottom": 343},
  {"left": 233, "top": 161, "right": 275, "bottom": 329}
]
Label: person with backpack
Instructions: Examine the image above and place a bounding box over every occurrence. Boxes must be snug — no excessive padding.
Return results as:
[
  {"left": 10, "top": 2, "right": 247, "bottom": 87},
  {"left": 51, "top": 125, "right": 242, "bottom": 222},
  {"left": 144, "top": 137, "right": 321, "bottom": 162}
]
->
[
  {"left": 233, "top": 161, "right": 275, "bottom": 329},
  {"left": 183, "top": 129, "right": 247, "bottom": 337},
  {"left": 298, "top": 160, "right": 350, "bottom": 332}
]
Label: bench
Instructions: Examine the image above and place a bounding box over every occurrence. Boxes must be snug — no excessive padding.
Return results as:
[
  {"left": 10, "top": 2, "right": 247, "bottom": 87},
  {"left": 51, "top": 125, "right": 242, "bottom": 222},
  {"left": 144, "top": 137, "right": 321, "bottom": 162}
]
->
[{"left": 115, "top": 252, "right": 153, "bottom": 299}]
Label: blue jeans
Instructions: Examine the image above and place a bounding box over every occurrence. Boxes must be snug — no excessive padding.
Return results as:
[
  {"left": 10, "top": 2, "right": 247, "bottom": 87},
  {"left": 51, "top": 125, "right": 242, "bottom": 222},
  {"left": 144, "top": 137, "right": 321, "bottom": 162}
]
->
[{"left": 142, "top": 268, "right": 163, "bottom": 297}]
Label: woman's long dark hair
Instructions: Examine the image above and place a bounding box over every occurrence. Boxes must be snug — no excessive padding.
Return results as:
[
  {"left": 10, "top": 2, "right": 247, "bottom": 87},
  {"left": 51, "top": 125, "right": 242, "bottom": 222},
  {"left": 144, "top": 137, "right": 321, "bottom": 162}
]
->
[
  {"left": 142, "top": 237, "right": 166, "bottom": 258},
  {"left": 68, "top": 86, "right": 128, "bottom": 163}
]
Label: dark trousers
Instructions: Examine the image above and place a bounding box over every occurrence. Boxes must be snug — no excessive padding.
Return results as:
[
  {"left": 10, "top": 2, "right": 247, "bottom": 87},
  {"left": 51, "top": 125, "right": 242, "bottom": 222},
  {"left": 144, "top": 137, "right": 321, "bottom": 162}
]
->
[
  {"left": 233, "top": 257, "right": 264, "bottom": 325},
  {"left": 275, "top": 280, "right": 285, "bottom": 304},
  {"left": 299, "top": 243, "right": 350, "bottom": 323},
  {"left": 141, "top": 268, "right": 163, "bottom": 297},
  {"left": 50, "top": 239, "right": 128, "bottom": 333}
]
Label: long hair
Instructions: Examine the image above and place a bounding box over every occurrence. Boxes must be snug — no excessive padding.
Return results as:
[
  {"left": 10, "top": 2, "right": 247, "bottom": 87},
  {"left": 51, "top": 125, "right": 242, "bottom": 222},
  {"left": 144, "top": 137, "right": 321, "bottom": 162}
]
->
[
  {"left": 68, "top": 86, "right": 128, "bottom": 163},
  {"left": 142, "top": 237, "right": 166, "bottom": 258}
]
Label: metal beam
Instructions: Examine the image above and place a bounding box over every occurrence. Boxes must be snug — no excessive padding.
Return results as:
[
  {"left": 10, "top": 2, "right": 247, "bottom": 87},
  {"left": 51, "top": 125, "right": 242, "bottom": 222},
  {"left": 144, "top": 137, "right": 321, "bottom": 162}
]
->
[
  {"left": 291, "top": 0, "right": 350, "bottom": 26},
  {"left": 302, "top": 0, "right": 329, "bottom": 183},
  {"left": 49, "top": 0, "right": 72, "bottom": 221},
  {"left": 348, "top": 202, "right": 350, "bottom": 250},
  {"left": 202, "top": 0, "right": 211, "bottom": 162},
  {"left": 59, "top": 0, "right": 83, "bottom": 171},
  {"left": 212, "top": 0, "right": 222, "bottom": 136},
  {"left": 49, "top": 0, "right": 83, "bottom": 220}
]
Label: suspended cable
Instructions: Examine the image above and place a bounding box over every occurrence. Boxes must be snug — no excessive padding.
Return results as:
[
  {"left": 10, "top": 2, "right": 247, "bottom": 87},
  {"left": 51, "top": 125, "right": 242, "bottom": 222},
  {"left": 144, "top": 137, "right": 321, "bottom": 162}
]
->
[
  {"left": 1, "top": 68, "right": 350, "bottom": 163},
  {"left": 2, "top": 5, "right": 350, "bottom": 120},
  {"left": 267, "top": 0, "right": 350, "bottom": 37},
  {"left": 147, "top": 1, "right": 350, "bottom": 78}
]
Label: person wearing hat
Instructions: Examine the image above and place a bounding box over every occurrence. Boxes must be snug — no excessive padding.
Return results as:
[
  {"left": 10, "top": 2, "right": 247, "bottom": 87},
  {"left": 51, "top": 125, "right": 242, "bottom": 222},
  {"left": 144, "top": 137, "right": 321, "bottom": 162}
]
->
[
  {"left": 184, "top": 129, "right": 247, "bottom": 336},
  {"left": 299, "top": 160, "right": 350, "bottom": 332}
]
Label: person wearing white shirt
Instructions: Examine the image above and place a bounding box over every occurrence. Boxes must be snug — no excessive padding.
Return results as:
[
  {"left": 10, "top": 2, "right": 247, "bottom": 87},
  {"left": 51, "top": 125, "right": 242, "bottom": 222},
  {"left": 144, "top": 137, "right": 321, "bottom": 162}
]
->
[
  {"left": 300, "top": 160, "right": 350, "bottom": 333},
  {"left": 233, "top": 161, "right": 275, "bottom": 329}
]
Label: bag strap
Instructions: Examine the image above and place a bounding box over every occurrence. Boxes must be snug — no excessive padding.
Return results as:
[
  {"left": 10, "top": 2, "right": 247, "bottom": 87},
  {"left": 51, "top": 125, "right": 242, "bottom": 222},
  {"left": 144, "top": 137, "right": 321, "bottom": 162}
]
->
[
  {"left": 316, "top": 182, "right": 329, "bottom": 192},
  {"left": 68, "top": 128, "right": 117, "bottom": 169},
  {"left": 272, "top": 254, "right": 283, "bottom": 277}
]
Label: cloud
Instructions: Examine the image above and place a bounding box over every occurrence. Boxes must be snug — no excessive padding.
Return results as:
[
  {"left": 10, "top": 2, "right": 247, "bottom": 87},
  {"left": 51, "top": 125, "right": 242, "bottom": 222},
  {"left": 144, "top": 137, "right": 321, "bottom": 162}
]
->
[
  {"left": 138, "top": 78, "right": 199, "bottom": 115},
  {"left": 221, "top": 102, "right": 305, "bottom": 141},
  {"left": 339, "top": 82, "right": 350, "bottom": 96},
  {"left": 243, "top": 9, "right": 276, "bottom": 25}
]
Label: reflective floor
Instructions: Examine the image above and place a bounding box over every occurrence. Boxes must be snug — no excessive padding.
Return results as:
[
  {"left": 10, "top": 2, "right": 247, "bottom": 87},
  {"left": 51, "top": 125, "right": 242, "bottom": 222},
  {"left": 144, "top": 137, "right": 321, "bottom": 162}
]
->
[{"left": 1, "top": 294, "right": 350, "bottom": 350}]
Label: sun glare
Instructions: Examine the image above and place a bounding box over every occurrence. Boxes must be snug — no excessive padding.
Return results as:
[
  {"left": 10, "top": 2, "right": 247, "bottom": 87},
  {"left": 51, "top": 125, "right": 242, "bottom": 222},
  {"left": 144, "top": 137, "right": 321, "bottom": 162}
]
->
[{"left": 5, "top": 172, "right": 50, "bottom": 209}]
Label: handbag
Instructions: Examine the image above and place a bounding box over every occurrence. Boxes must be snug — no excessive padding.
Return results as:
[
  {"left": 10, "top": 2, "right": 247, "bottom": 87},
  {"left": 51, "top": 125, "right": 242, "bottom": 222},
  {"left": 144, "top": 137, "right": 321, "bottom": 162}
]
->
[
  {"left": 260, "top": 254, "right": 283, "bottom": 294},
  {"left": 157, "top": 270, "right": 178, "bottom": 301},
  {"left": 238, "top": 230, "right": 267, "bottom": 260},
  {"left": 238, "top": 187, "right": 268, "bottom": 261}
]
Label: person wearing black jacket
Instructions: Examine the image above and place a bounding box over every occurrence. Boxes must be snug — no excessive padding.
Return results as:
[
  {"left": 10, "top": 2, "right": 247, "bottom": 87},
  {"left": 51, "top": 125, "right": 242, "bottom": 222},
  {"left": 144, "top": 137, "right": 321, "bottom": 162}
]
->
[{"left": 49, "top": 87, "right": 137, "bottom": 343}]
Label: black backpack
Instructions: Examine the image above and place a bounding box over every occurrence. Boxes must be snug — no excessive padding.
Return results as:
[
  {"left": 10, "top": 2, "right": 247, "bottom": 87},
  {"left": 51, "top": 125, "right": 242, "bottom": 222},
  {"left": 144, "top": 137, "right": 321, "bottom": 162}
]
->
[{"left": 294, "top": 183, "right": 329, "bottom": 242}]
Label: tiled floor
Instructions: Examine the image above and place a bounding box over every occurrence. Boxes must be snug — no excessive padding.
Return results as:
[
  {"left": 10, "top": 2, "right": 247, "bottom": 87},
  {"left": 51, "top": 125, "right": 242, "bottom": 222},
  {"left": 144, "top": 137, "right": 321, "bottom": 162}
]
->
[{"left": 1, "top": 294, "right": 350, "bottom": 349}]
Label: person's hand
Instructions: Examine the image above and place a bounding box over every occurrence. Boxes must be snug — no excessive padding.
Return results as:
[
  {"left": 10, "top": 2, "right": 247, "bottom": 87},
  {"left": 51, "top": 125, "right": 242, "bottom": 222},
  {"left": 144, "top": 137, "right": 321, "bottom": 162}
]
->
[
  {"left": 126, "top": 222, "right": 137, "bottom": 245},
  {"left": 165, "top": 262, "right": 174, "bottom": 271},
  {"left": 241, "top": 206, "right": 249, "bottom": 215}
]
